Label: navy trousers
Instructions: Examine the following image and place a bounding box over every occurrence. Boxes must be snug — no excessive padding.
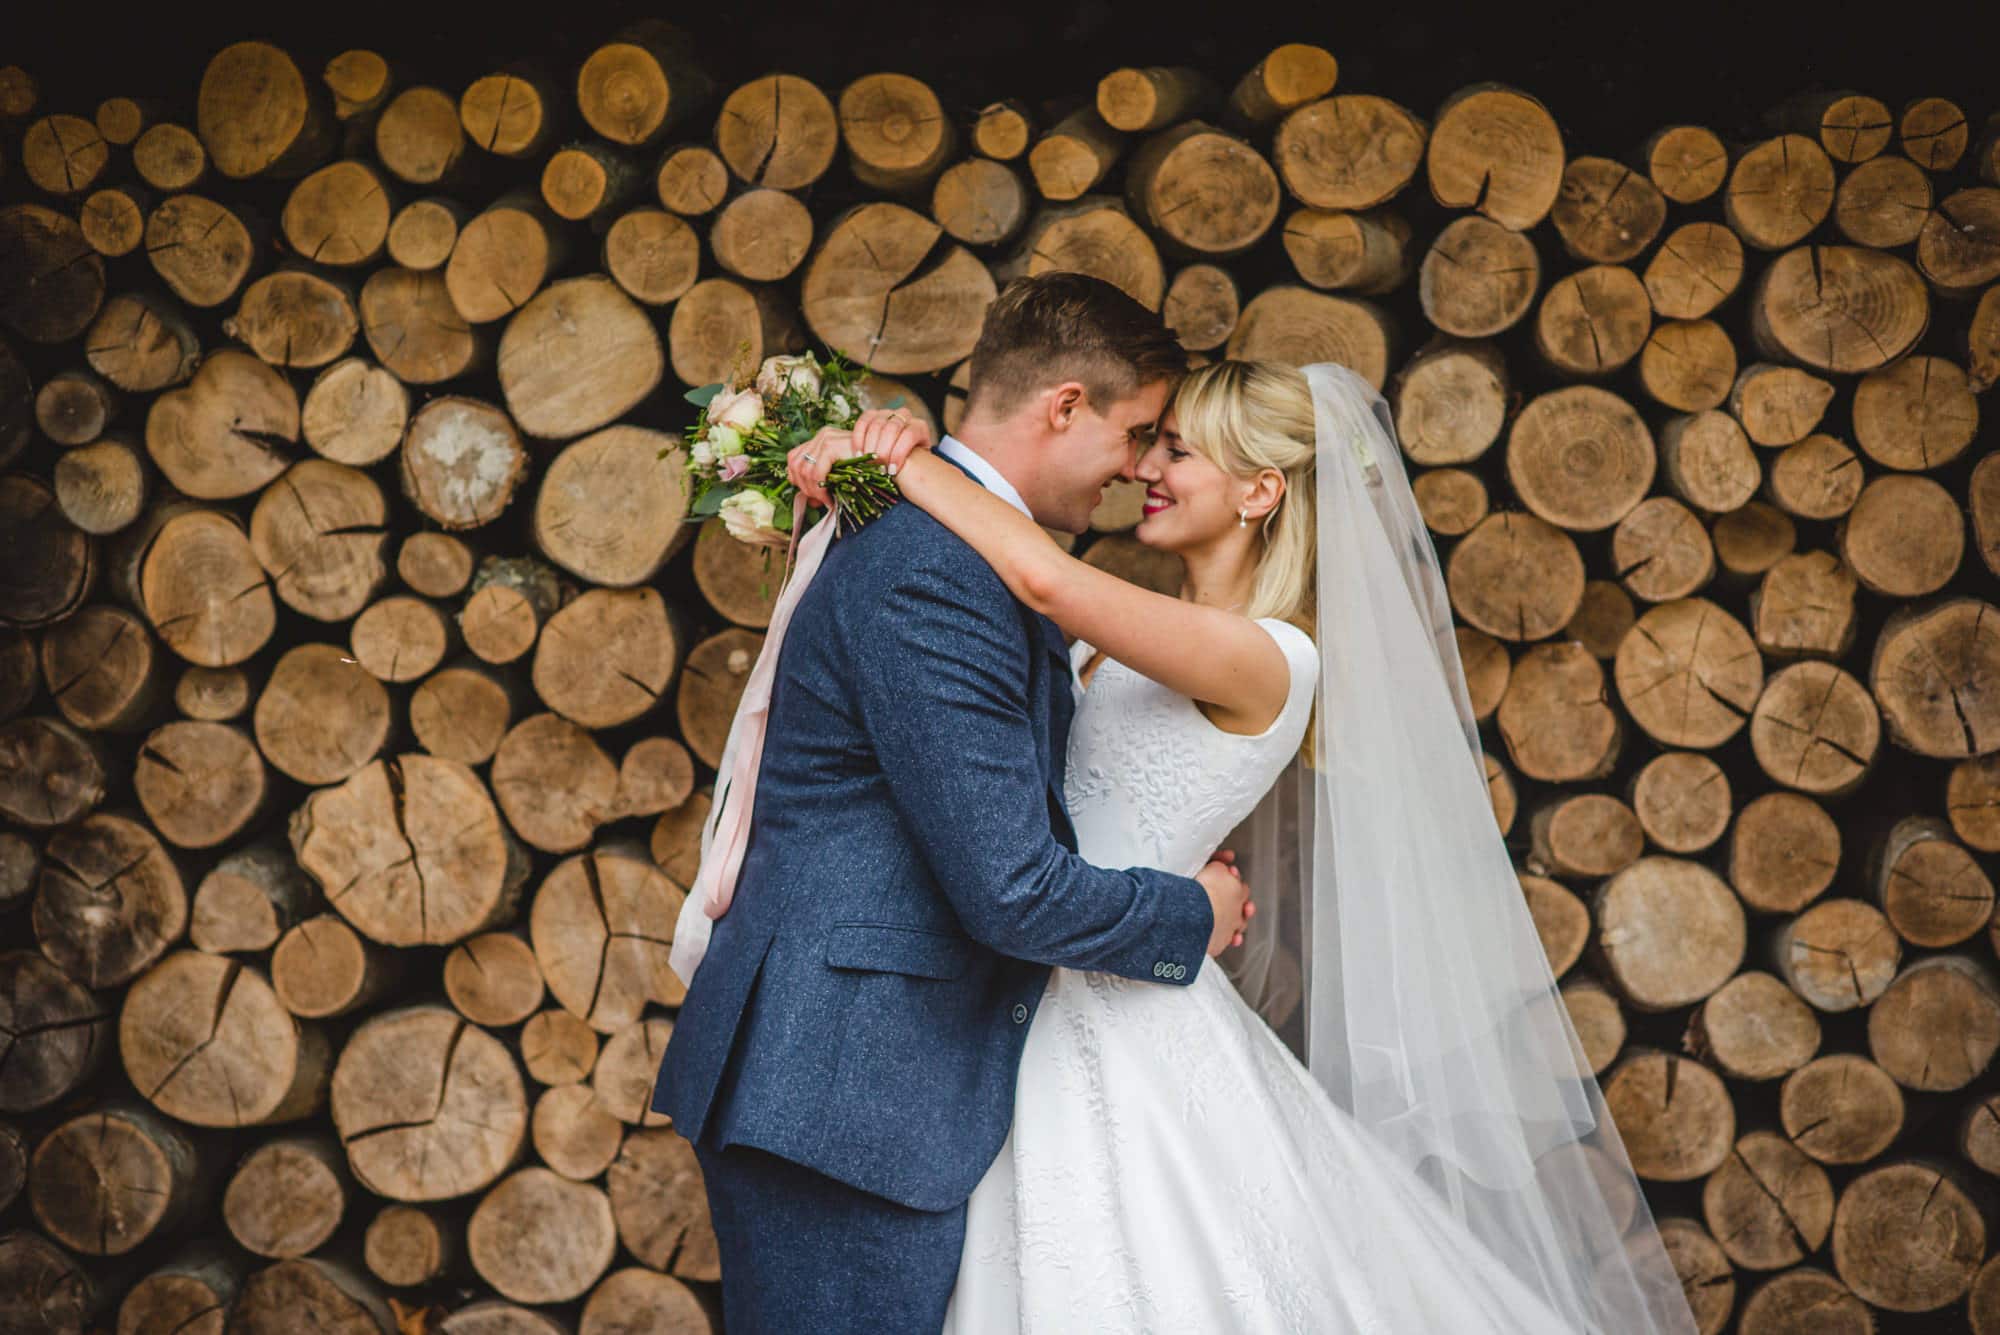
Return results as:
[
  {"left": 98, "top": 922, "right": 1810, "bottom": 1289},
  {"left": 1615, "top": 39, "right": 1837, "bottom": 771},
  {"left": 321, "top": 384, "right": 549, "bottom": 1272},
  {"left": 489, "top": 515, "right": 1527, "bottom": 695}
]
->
[{"left": 694, "top": 1136, "right": 967, "bottom": 1333}]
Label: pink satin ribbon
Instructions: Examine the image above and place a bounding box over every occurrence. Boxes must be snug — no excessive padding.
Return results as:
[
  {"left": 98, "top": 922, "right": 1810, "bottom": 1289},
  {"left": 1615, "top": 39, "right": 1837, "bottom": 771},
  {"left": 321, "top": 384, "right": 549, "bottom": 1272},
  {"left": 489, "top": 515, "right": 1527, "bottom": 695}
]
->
[{"left": 683, "top": 495, "right": 840, "bottom": 949}]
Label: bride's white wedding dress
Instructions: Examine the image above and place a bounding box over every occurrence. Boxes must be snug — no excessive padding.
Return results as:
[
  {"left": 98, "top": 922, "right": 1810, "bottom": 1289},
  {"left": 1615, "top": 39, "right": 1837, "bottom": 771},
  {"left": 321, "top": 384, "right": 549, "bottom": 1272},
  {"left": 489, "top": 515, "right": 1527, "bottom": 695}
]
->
[{"left": 943, "top": 618, "right": 1575, "bottom": 1334}]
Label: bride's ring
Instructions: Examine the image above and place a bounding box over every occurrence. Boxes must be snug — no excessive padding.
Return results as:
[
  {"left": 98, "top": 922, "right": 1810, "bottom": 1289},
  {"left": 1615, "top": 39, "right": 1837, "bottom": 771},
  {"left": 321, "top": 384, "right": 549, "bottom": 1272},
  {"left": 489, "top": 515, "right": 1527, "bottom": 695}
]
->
[{"left": 801, "top": 451, "right": 817, "bottom": 464}]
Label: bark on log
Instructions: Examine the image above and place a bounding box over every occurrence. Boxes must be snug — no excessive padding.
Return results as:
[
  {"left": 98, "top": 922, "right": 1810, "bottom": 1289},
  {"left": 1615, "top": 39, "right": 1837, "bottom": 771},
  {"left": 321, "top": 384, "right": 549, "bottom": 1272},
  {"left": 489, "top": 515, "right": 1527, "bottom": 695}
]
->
[
  {"left": 1027, "top": 109, "right": 1123, "bottom": 201},
  {"left": 1228, "top": 44, "right": 1338, "bottom": 126},
  {"left": 460, "top": 557, "right": 563, "bottom": 666},
  {"left": 1868, "top": 815, "right": 1995, "bottom": 949},
  {"left": 329, "top": 1004, "right": 527, "bottom": 1202},
  {"left": 1526, "top": 793, "right": 1643, "bottom": 879}
]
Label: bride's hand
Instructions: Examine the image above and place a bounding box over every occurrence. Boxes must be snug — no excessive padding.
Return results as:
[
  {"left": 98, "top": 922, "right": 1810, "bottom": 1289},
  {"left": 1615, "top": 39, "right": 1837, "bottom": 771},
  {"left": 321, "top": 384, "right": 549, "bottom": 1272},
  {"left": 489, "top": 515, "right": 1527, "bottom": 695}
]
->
[{"left": 788, "top": 408, "right": 933, "bottom": 505}]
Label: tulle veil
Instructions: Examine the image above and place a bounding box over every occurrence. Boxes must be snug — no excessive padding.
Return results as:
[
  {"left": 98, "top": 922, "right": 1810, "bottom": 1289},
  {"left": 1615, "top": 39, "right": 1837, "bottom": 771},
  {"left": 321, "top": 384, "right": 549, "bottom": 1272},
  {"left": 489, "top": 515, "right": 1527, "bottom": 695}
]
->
[{"left": 1222, "top": 363, "right": 1697, "bottom": 1334}]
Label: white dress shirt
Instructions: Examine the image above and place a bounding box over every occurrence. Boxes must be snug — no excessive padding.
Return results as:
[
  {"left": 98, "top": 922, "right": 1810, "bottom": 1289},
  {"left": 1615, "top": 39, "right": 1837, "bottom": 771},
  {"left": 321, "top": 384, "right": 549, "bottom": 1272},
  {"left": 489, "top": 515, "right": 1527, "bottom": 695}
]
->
[{"left": 932, "top": 436, "right": 1085, "bottom": 701}]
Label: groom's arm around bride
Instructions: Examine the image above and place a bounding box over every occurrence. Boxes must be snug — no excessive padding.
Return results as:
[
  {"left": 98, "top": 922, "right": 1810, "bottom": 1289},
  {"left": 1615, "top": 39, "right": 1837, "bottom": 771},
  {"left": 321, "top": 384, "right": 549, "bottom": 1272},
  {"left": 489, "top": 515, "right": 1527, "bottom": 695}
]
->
[{"left": 650, "top": 273, "right": 1239, "bottom": 1333}]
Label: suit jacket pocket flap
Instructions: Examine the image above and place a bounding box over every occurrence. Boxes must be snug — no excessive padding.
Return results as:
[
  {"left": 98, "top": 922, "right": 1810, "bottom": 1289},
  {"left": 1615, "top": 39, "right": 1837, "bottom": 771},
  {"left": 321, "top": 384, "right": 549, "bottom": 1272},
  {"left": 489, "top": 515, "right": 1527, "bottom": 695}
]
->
[{"left": 824, "top": 923, "right": 972, "bottom": 980}]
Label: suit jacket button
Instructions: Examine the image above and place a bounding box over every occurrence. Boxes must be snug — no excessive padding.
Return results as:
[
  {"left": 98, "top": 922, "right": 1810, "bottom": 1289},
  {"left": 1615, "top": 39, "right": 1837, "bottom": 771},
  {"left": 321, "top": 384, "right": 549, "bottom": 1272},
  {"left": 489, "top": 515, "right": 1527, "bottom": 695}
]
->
[
  {"left": 1011, "top": 1003, "right": 1029, "bottom": 1024},
  {"left": 1173, "top": 964, "right": 1187, "bottom": 980},
  {"left": 1152, "top": 962, "right": 1165, "bottom": 977}
]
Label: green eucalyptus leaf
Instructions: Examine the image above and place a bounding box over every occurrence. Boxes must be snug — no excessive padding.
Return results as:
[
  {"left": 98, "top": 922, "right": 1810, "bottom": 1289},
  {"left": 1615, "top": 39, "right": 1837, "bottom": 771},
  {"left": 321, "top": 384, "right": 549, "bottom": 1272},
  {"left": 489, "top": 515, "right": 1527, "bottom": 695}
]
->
[{"left": 684, "top": 382, "right": 727, "bottom": 408}]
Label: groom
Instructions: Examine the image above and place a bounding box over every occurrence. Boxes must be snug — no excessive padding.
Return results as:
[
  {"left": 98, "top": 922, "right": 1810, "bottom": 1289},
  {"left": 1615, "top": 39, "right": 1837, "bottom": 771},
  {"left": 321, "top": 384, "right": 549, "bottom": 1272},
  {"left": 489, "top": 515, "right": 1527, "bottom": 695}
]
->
[{"left": 651, "top": 272, "right": 1252, "bottom": 1330}]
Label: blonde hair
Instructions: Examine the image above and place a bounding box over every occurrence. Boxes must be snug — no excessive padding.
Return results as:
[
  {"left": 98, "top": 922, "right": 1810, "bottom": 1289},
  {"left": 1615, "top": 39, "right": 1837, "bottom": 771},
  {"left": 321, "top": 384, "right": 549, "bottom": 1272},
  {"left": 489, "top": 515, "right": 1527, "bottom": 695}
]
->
[
  {"left": 1172, "top": 360, "right": 1322, "bottom": 762},
  {"left": 1170, "top": 360, "right": 1318, "bottom": 628}
]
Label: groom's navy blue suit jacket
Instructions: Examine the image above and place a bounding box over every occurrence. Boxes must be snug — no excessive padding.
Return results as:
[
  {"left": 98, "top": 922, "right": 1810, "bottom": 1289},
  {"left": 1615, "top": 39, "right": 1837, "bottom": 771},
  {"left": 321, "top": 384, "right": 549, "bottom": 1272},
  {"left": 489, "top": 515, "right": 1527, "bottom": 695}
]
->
[{"left": 651, "top": 474, "right": 1214, "bottom": 1212}]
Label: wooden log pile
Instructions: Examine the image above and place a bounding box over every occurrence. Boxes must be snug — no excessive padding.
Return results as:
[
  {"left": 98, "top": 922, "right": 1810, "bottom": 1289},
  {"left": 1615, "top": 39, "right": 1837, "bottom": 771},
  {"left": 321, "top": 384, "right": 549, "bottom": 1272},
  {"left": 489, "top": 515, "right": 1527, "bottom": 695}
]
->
[{"left": 0, "top": 27, "right": 1997, "bottom": 1335}]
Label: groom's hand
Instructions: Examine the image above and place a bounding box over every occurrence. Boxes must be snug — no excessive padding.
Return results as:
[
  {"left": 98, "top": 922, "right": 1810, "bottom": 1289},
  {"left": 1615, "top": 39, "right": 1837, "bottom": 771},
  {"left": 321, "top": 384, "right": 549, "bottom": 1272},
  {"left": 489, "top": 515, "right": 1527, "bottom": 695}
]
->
[{"left": 1197, "top": 854, "right": 1254, "bottom": 958}]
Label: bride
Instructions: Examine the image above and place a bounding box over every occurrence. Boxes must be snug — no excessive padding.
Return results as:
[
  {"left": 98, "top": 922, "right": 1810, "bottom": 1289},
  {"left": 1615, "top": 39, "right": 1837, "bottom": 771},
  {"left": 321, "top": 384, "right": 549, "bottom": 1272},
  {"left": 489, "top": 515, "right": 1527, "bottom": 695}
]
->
[{"left": 792, "top": 360, "right": 1698, "bottom": 1333}]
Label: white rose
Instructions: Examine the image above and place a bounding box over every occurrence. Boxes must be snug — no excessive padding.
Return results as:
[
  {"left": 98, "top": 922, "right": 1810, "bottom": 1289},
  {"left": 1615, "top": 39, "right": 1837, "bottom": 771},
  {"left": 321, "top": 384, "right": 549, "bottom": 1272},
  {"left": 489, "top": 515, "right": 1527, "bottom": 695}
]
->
[
  {"left": 689, "top": 438, "right": 715, "bottom": 468},
  {"left": 756, "top": 353, "right": 823, "bottom": 398},
  {"left": 709, "top": 387, "right": 764, "bottom": 433},
  {"left": 719, "top": 489, "right": 786, "bottom": 548},
  {"left": 828, "top": 392, "right": 854, "bottom": 422},
  {"left": 708, "top": 424, "right": 744, "bottom": 458}
]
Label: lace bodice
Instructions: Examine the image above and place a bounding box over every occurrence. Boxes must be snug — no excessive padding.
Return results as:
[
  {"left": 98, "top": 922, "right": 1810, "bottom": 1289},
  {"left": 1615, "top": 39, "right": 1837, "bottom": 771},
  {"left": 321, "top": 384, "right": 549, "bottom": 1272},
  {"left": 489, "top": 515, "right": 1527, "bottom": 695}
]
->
[{"left": 1063, "top": 618, "right": 1318, "bottom": 878}]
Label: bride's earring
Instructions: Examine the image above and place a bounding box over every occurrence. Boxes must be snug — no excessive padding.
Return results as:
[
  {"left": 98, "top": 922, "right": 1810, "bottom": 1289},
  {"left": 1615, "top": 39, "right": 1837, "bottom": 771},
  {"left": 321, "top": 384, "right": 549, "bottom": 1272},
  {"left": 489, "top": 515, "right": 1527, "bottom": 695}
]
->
[{"left": 1237, "top": 509, "right": 1248, "bottom": 529}]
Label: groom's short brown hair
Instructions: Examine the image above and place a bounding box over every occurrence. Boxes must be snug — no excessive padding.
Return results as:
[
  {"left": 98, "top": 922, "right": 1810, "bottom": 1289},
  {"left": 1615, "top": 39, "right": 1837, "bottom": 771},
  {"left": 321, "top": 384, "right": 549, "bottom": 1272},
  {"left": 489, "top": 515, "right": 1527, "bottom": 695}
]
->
[{"left": 965, "top": 272, "right": 1187, "bottom": 422}]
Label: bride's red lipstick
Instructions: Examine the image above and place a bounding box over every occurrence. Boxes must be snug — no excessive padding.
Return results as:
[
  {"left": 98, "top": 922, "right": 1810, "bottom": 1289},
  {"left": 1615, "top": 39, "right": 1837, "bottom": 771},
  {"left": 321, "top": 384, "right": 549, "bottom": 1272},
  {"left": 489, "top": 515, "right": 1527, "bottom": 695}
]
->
[{"left": 1142, "top": 490, "right": 1174, "bottom": 517}]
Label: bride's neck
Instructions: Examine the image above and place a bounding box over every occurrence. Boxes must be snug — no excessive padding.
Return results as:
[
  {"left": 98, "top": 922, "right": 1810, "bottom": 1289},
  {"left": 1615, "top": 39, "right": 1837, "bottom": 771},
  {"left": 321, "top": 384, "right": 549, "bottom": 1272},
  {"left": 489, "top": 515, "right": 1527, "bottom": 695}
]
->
[{"left": 1175, "top": 539, "right": 1261, "bottom": 615}]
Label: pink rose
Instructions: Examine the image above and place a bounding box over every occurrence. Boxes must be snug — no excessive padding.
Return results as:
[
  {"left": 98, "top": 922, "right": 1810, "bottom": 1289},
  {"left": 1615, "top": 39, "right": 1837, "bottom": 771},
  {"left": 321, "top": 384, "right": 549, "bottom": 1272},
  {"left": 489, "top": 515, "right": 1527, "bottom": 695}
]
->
[{"left": 720, "top": 454, "right": 751, "bottom": 482}]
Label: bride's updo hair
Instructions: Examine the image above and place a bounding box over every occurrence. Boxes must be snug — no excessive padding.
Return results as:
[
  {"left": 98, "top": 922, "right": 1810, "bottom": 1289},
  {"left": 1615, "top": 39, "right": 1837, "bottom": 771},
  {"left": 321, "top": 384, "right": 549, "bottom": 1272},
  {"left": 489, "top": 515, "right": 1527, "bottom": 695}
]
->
[{"left": 1171, "top": 360, "right": 1318, "bottom": 627}]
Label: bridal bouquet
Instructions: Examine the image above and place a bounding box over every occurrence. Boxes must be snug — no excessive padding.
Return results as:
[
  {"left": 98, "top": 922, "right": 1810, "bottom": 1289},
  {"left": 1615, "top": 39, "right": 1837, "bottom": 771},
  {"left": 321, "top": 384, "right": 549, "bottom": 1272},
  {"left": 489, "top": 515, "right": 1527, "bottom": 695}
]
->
[{"left": 669, "top": 349, "right": 901, "bottom": 549}]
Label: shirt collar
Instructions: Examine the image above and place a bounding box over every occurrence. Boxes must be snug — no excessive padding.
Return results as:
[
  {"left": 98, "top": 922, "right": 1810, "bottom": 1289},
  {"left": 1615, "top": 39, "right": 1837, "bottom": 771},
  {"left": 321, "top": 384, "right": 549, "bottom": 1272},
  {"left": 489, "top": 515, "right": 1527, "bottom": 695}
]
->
[{"left": 936, "top": 436, "right": 1032, "bottom": 520}]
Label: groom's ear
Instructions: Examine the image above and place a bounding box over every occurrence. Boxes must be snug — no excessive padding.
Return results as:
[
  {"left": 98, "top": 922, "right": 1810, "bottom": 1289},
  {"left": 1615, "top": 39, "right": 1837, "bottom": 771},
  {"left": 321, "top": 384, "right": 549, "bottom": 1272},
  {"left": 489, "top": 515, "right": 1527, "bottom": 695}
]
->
[{"left": 1046, "top": 382, "right": 1088, "bottom": 433}]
